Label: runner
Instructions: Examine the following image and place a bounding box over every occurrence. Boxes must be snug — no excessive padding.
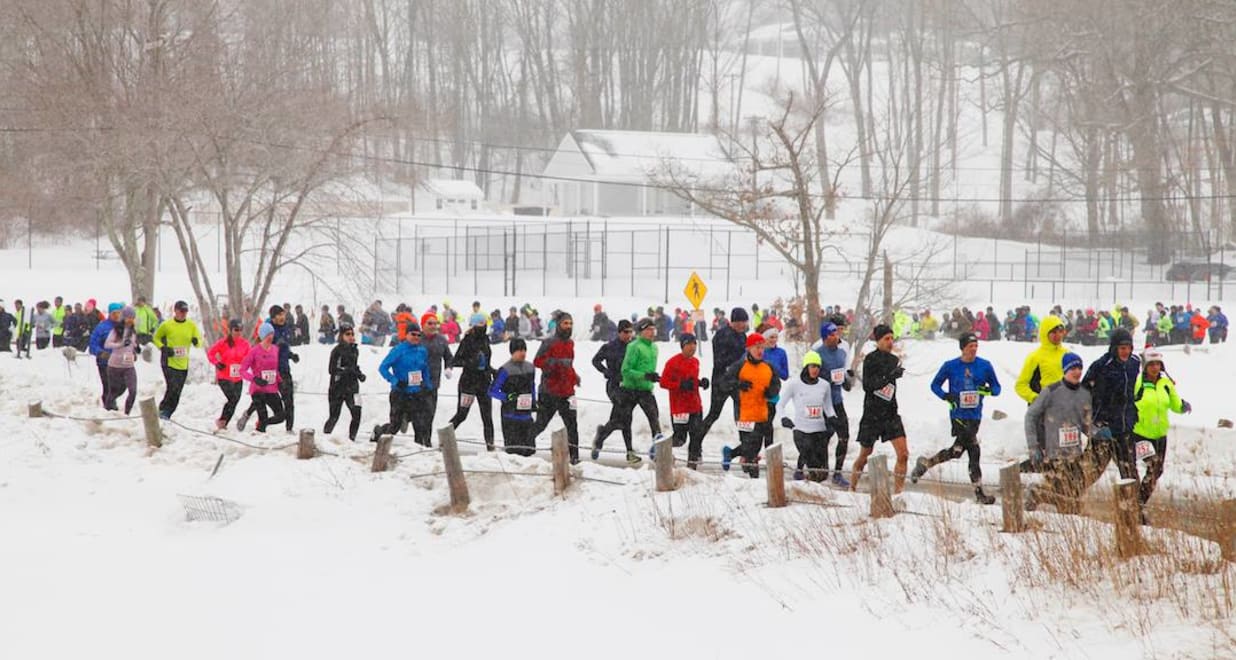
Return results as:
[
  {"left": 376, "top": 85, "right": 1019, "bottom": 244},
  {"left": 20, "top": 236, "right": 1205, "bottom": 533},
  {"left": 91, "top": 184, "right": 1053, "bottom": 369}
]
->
[
  {"left": 207, "top": 319, "right": 250, "bottom": 431},
  {"left": 374, "top": 321, "right": 434, "bottom": 447},
  {"left": 659, "top": 333, "right": 708, "bottom": 469},
  {"left": 449, "top": 313, "right": 496, "bottom": 450},
  {"left": 488, "top": 338, "right": 537, "bottom": 456},
  {"left": 153, "top": 300, "right": 203, "bottom": 420},
  {"left": 531, "top": 312, "right": 582, "bottom": 463},
  {"left": 775, "top": 351, "right": 836, "bottom": 482},
  {"left": 813, "top": 322, "right": 853, "bottom": 487},
  {"left": 102, "top": 307, "right": 140, "bottom": 414},
  {"left": 1078, "top": 328, "right": 1141, "bottom": 491},
  {"left": 593, "top": 318, "right": 662, "bottom": 465},
  {"left": 701, "top": 307, "right": 749, "bottom": 434},
  {"left": 911, "top": 332, "right": 1001, "bottom": 504},
  {"left": 849, "top": 324, "right": 910, "bottom": 493},
  {"left": 1024, "top": 352, "right": 1092, "bottom": 513},
  {"left": 719, "top": 333, "right": 779, "bottom": 478},
  {"left": 1013, "top": 314, "right": 1068, "bottom": 472},
  {"left": 240, "top": 322, "right": 286, "bottom": 433},
  {"left": 1131, "top": 350, "right": 1191, "bottom": 521},
  {"left": 323, "top": 324, "right": 365, "bottom": 441},
  {"left": 591, "top": 319, "right": 635, "bottom": 453}
]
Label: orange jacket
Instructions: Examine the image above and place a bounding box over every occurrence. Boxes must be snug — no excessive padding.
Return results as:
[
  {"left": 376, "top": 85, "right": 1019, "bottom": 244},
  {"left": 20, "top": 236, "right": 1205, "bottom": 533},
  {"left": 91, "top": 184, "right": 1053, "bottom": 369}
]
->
[
  {"left": 394, "top": 312, "right": 416, "bottom": 341},
  {"left": 1191, "top": 314, "right": 1210, "bottom": 341},
  {"left": 724, "top": 356, "right": 779, "bottom": 423}
]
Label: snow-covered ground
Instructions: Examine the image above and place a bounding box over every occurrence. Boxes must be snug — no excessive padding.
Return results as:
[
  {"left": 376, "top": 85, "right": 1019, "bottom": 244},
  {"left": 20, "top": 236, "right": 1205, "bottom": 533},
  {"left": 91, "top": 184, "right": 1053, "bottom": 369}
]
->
[{"left": 2, "top": 323, "right": 1234, "bottom": 658}]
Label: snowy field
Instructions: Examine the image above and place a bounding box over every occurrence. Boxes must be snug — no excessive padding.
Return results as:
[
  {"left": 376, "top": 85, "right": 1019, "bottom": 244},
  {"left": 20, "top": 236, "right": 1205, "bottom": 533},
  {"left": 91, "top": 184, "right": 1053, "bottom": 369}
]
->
[{"left": 2, "top": 323, "right": 1234, "bottom": 658}]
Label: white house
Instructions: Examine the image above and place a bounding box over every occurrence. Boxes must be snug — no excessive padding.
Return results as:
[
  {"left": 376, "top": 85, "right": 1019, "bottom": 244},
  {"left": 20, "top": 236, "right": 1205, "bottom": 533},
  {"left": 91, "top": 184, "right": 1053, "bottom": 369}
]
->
[
  {"left": 413, "top": 178, "right": 486, "bottom": 215},
  {"left": 542, "top": 129, "right": 733, "bottom": 217}
]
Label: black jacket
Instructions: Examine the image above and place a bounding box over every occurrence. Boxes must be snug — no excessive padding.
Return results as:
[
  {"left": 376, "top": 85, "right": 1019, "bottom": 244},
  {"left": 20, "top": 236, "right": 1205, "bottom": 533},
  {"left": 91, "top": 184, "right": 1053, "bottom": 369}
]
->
[
  {"left": 451, "top": 326, "right": 494, "bottom": 395},
  {"left": 711, "top": 325, "right": 747, "bottom": 376},
  {"left": 861, "top": 349, "right": 903, "bottom": 416},
  {"left": 591, "top": 338, "right": 628, "bottom": 388},
  {"left": 1082, "top": 330, "right": 1141, "bottom": 434},
  {"left": 328, "top": 342, "right": 363, "bottom": 394}
]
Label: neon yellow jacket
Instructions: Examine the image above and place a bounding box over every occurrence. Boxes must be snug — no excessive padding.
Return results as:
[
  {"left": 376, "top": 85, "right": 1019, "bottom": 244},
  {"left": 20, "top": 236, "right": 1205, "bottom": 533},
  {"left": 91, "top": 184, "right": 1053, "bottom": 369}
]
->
[
  {"left": 1015, "top": 315, "right": 1067, "bottom": 404},
  {"left": 153, "top": 318, "right": 203, "bottom": 371},
  {"left": 1133, "top": 374, "right": 1184, "bottom": 439}
]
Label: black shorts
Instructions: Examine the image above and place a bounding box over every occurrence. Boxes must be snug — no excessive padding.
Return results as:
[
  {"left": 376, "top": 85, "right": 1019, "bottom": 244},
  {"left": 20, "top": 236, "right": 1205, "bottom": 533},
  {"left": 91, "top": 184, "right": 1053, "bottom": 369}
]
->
[
  {"left": 829, "top": 402, "right": 850, "bottom": 440},
  {"left": 950, "top": 418, "right": 980, "bottom": 443},
  {"left": 856, "top": 412, "right": 905, "bottom": 448}
]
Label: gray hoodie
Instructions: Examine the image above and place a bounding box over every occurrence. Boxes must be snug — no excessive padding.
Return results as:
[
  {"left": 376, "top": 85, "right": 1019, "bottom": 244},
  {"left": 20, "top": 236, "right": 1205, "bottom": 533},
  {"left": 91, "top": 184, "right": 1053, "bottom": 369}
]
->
[{"left": 1024, "top": 380, "right": 1093, "bottom": 460}]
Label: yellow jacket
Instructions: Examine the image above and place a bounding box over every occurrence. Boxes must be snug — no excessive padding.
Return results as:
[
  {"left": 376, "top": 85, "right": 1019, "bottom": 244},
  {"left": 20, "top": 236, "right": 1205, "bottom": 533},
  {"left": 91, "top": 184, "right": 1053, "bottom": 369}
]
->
[{"left": 1015, "top": 315, "right": 1067, "bottom": 404}]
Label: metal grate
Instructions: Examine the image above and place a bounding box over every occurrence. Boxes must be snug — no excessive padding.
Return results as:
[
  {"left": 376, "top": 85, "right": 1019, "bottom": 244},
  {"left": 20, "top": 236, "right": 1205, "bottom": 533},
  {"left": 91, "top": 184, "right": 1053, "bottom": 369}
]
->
[{"left": 177, "top": 494, "right": 242, "bottom": 524}]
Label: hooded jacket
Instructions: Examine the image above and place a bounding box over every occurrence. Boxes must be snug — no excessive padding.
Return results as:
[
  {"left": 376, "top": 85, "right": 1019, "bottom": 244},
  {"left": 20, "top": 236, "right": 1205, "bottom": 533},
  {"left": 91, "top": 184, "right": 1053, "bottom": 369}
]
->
[
  {"left": 1132, "top": 372, "right": 1184, "bottom": 440},
  {"left": 659, "top": 352, "right": 702, "bottom": 415},
  {"left": 710, "top": 324, "right": 747, "bottom": 376},
  {"left": 1025, "top": 379, "right": 1092, "bottom": 460},
  {"left": 775, "top": 367, "right": 836, "bottom": 433},
  {"left": 451, "top": 326, "right": 494, "bottom": 395},
  {"left": 1014, "top": 315, "right": 1068, "bottom": 403},
  {"left": 1081, "top": 329, "right": 1141, "bottom": 434},
  {"left": 327, "top": 341, "right": 363, "bottom": 395},
  {"left": 534, "top": 332, "right": 580, "bottom": 398}
]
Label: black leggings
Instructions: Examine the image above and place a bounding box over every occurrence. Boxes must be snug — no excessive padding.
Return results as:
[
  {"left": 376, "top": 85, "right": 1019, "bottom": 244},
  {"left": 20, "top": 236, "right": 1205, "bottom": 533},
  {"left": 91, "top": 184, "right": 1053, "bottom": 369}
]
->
[
  {"left": 670, "top": 412, "right": 705, "bottom": 464},
  {"left": 252, "top": 392, "right": 286, "bottom": 432},
  {"left": 324, "top": 389, "right": 362, "bottom": 440},
  {"left": 922, "top": 418, "right": 983, "bottom": 484},
  {"left": 106, "top": 367, "right": 137, "bottom": 415},
  {"left": 377, "top": 390, "right": 433, "bottom": 446},
  {"left": 597, "top": 388, "right": 661, "bottom": 448},
  {"left": 217, "top": 380, "right": 243, "bottom": 423},
  {"left": 531, "top": 393, "right": 579, "bottom": 461},
  {"left": 449, "top": 390, "right": 494, "bottom": 446},
  {"left": 1134, "top": 434, "right": 1168, "bottom": 506}
]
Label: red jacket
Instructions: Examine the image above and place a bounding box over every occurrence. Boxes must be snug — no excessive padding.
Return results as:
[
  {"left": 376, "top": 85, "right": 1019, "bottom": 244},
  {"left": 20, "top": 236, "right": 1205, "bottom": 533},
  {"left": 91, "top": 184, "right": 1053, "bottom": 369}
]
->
[
  {"left": 533, "top": 335, "right": 579, "bottom": 398},
  {"left": 207, "top": 336, "right": 251, "bottom": 383},
  {"left": 659, "top": 353, "right": 702, "bottom": 415}
]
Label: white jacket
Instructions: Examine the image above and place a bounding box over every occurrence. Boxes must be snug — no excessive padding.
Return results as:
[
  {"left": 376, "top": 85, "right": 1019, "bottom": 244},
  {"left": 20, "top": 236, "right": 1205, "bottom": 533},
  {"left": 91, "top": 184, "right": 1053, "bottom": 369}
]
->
[{"left": 775, "top": 374, "right": 837, "bottom": 433}]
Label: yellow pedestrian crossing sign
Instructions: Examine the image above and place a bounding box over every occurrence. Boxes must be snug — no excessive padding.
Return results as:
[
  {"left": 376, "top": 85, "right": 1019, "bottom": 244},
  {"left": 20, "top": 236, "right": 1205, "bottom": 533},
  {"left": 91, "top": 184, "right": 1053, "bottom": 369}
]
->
[{"left": 684, "top": 272, "right": 708, "bottom": 309}]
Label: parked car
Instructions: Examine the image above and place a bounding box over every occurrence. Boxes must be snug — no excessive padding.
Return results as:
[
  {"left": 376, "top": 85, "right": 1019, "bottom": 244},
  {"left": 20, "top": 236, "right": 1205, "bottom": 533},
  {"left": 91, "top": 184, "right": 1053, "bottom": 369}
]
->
[{"left": 1165, "top": 262, "right": 1235, "bottom": 282}]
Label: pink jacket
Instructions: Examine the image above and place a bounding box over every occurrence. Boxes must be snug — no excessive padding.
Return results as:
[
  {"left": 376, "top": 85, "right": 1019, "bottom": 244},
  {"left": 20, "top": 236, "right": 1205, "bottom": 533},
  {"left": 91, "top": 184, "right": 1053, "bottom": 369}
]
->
[
  {"left": 973, "top": 313, "right": 991, "bottom": 341},
  {"left": 208, "top": 336, "right": 251, "bottom": 383},
  {"left": 241, "top": 343, "right": 282, "bottom": 394}
]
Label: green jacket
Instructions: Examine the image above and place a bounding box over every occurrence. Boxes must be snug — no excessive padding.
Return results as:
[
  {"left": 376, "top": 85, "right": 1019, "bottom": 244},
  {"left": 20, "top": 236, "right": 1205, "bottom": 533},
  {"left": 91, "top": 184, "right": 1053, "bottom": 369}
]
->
[
  {"left": 1133, "top": 374, "right": 1183, "bottom": 439},
  {"left": 1156, "top": 315, "right": 1173, "bottom": 335},
  {"left": 52, "top": 305, "right": 66, "bottom": 336},
  {"left": 153, "top": 318, "right": 203, "bottom": 371},
  {"left": 620, "top": 336, "right": 658, "bottom": 391},
  {"left": 1096, "top": 315, "right": 1112, "bottom": 340},
  {"left": 135, "top": 305, "right": 160, "bottom": 336}
]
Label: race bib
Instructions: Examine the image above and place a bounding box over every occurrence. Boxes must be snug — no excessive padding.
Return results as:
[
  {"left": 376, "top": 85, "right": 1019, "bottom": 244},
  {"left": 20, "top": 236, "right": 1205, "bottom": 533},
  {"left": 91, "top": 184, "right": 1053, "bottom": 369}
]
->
[
  {"left": 1058, "top": 424, "right": 1081, "bottom": 449},
  {"left": 568, "top": 396, "right": 577, "bottom": 410},
  {"left": 830, "top": 368, "right": 845, "bottom": 385},
  {"left": 1135, "top": 440, "right": 1156, "bottom": 460},
  {"left": 261, "top": 369, "right": 277, "bottom": 383},
  {"left": 121, "top": 352, "right": 134, "bottom": 366},
  {"left": 516, "top": 393, "right": 533, "bottom": 410},
  {"left": 229, "top": 364, "right": 241, "bottom": 378},
  {"left": 805, "top": 405, "right": 823, "bottom": 420},
  {"left": 672, "top": 413, "right": 690, "bottom": 425},
  {"left": 875, "top": 384, "right": 895, "bottom": 401},
  {"left": 736, "top": 420, "right": 756, "bottom": 432},
  {"left": 409, "top": 372, "right": 423, "bottom": 386},
  {"left": 959, "top": 391, "right": 980, "bottom": 409},
  {"left": 459, "top": 393, "right": 475, "bottom": 408},
  {"left": 173, "top": 346, "right": 188, "bottom": 358}
]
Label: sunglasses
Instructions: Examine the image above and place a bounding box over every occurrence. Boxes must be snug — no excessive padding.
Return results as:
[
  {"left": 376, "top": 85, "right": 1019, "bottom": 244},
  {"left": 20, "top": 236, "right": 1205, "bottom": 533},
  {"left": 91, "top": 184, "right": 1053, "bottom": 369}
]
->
[{"left": 408, "top": 332, "right": 422, "bottom": 337}]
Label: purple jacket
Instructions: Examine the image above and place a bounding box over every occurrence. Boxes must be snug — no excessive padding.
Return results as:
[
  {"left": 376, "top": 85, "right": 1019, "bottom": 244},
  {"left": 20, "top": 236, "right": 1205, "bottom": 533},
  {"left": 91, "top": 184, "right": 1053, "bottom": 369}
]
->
[
  {"left": 103, "top": 325, "right": 139, "bottom": 370},
  {"left": 241, "top": 343, "right": 282, "bottom": 395}
]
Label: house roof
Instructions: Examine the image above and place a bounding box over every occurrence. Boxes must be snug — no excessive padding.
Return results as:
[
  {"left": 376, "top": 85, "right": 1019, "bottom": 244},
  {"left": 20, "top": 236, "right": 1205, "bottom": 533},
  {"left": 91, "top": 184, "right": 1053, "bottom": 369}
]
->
[
  {"left": 420, "top": 178, "right": 484, "bottom": 198},
  {"left": 543, "top": 129, "right": 733, "bottom": 182}
]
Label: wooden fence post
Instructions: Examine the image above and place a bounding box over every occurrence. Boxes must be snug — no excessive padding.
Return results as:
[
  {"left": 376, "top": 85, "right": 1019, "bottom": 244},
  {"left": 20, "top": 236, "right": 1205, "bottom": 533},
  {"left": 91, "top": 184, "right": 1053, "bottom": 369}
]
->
[
  {"left": 869, "top": 454, "right": 894, "bottom": 518},
  {"left": 297, "top": 429, "right": 316, "bottom": 459},
  {"left": 139, "top": 398, "right": 162, "bottom": 449},
  {"left": 654, "top": 436, "right": 675, "bottom": 492},
  {"left": 28, "top": 400, "right": 42, "bottom": 418},
  {"left": 372, "top": 434, "right": 393, "bottom": 473},
  {"left": 765, "top": 443, "right": 786, "bottom": 508},
  {"left": 1000, "top": 463, "right": 1025, "bottom": 533},
  {"left": 551, "top": 429, "right": 571, "bottom": 495},
  {"left": 437, "top": 425, "right": 470, "bottom": 512},
  {"left": 1113, "top": 478, "right": 1143, "bottom": 558},
  {"left": 1220, "top": 499, "right": 1236, "bottom": 562}
]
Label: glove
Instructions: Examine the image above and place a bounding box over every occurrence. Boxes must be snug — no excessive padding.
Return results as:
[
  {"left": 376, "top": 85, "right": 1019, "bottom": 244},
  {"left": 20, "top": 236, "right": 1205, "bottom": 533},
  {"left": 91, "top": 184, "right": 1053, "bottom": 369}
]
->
[
  {"left": 891, "top": 366, "right": 905, "bottom": 379},
  {"left": 191, "top": 337, "right": 199, "bottom": 347},
  {"left": 99, "top": 350, "right": 111, "bottom": 360},
  {"left": 678, "top": 378, "right": 694, "bottom": 392},
  {"left": 253, "top": 377, "right": 269, "bottom": 387},
  {"left": 160, "top": 346, "right": 174, "bottom": 359},
  {"left": 358, "top": 373, "right": 367, "bottom": 382},
  {"left": 1093, "top": 425, "right": 1113, "bottom": 442},
  {"left": 738, "top": 380, "right": 753, "bottom": 392},
  {"left": 945, "top": 393, "right": 958, "bottom": 410},
  {"left": 1181, "top": 400, "right": 1192, "bottom": 414},
  {"left": 123, "top": 339, "right": 131, "bottom": 347},
  {"left": 978, "top": 385, "right": 993, "bottom": 397},
  {"left": 699, "top": 377, "right": 710, "bottom": 390},
  {"left": 780, "top": 417, "right": 794, "bottom": 429},
  {"left": 215, "top": 362, "right": 228, "bottom": 372},
  {"left": 1029, "top": 447, "right": 1044, "bottom": 469},
  {"left": 644, "top": 372, "right": 659, "bottom": 382},
  {"left": 506, "top": 392, "right": 520, "bottom": 402},
  {"left": 290, "top": 353, "right": 300, "bottom": 363}
]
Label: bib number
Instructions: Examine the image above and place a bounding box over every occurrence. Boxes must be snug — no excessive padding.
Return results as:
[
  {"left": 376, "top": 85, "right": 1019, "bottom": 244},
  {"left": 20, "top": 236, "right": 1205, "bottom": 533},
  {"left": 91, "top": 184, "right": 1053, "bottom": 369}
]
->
[
  {"left": 875, "top": 384, "right": 895, "bottom": 401},
  {"left": 1135, "top": 440, "right": 1156, "bottom": 460},
  {"left": 805, "top": 405, "right": 823, "bottom": 420},
  {"left": 173, "top": 346, "right": 188, "bottom": 358},
  {"left": 672, "top": 413, "right": 690, "bottom": 425},
  {"left": 959, "top": 391, "right": 979, "bottom": 409},
  {"left": 830, "top": 368, "right": 845, "bottom": 385},
  {"left": 460, "top": 393, "right": 475, "bottom": 408},
  {"left": 1058, "top": 424, "right": 1081, "bottom": 449},
  {"left": 229, "top": 364, "right": 241, "bottom": 378},
  {"left": 516, "top": 393, "right": 533, "bottom": 410},
  {"left": 736, "top": 420, "right": 756, "bottom": 432},
  {"left": 261, "top": 369, "right": 277, "bottom": 383},
  {"left": 409, "top": 372, "right": 423, "bottom": 386},
  {"left": 568, "top": 396, "right": 577, "bottom": 411}
]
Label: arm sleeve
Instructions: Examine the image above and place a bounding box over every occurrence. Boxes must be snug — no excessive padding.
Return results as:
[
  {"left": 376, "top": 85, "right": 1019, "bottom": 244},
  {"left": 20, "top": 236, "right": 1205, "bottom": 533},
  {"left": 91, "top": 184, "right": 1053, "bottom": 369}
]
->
[
  {"left": 591, "top": 345, "right": 608, "bottom": 376},
  {"left": 378, "top": 348, "right": 397, "bottom": 384},
  {"left": 104, "top": 330, "right": 121, "bottom": 350},
  {"left": 1167, "top": 380, "right": 1184, "bottom": 414},
  {"left": 986, "top": 363, "right": 1002, "bottom": 397},
  {"left": 533, "top": 338, "right": 553, "bottom": 370},
  {"left": 930, "top": 364, "right": 949, "bottom": 400},
  {"left": 619, "top": 343, "right": 640, "bottom": 384},
  {"left": 774, "top": 380, "right": 793, "bottom": 420},
  {"left": 328, "top": 345, "right": 342, "bottom": 376},
  {"left": 240, "top": 350, "right": 256, "bottom": 382},
  {"left": 152, "top": 322, "right": 168, "bottom": 348},
  {"left": 659, "top": 356, "right": 680, "bottom": 392},
  {"left": 1024, "top": 389, "right": 1047, "bottom": 453},
  {"left": 487, "top": 370, "right": 508, "bottom": 400},
  {"left": 719, "top": 359, "right": 744, "bottom": 394},
  {"left": 1014, "top": 355, "right": 1040, "bottom": 403}
]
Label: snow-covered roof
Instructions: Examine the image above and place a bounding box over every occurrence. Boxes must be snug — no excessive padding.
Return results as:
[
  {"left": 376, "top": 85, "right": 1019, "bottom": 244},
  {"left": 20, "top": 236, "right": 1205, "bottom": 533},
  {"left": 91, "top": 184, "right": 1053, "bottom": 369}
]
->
[
  {"left": 543, "top": 129, "right": 734, "bottom": 182},
  {"left": 420, "top": 178, "right": 484, "bottom": 198}
]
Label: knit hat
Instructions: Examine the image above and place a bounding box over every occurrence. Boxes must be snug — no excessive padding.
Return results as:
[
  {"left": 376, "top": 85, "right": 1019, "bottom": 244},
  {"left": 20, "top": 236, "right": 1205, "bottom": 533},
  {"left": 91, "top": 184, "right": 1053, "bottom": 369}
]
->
[
  {"left": 468, "top": 313, "right": 486, "bottom": 327},
  {"left": 958, "top": 332, "right": 978, "bottom": 349},
  {"left": 819, "top": 321, "right": 838, "bottom": 340},
  {"left": 679, "top": 333, "right": 697, "bottom": 347},
  {"left": 420, "top": 312, "right": 437, "bottom": 327},
  {"left": 730, "top": 307, "right": 749, "bottom": 322},
  {"left": 636, "top": 317, "right": 655, "bottom": 332},
  {"left": 108, "top": 302, "right": 123, "bottom": 314},
  {"left": 509, "top": 338, "right": 527, "bottom": 353},
  {"left": 87, "top": 298, "right": 96, "bottom": 308},
  {"left": 802, "top": 351, "right": 822, "bottom": 368},
  {"left": 174, "top": 300, "right": 189, "bottom": 312},
  {"left": 1062, "top": 352, "right": 1083, "bottom": 373},
  {"left": 762, "top": 328, "right": 780, "bottom": 341},
  {"left": 258, "top": 322, "right": 275, "bottom": 340},
  {"left": 1142, "top": 350, "right": 1164, "bottom": 367},
  {"left": 121, "top": 306, "right": 136, "bottom": 320},
  {"left": 617, "top": 319, "right": 634, "bottom": 333},
  {"left": 745, "top": 334, "right": 765, "bottom": 349},
  {"left": 1110, "top": 328, "right": 1133, "bottom": 348},
  {"left": 405, "top": 321, "right": 421, "bottom": 335},
  {"left": 872, "top": 324, "right": 894, "bottom": 340}
]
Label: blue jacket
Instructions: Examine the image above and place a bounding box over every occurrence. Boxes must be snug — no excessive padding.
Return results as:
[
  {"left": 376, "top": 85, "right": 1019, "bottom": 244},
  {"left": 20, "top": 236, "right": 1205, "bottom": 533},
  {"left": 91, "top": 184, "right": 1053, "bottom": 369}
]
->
[
  {"left": 1208, "top": 312, "right": 1228, "bottom": 331},
  {"left": 1173, "top": 311, "right": 1190, "bottom": 330},
  {"left": 379, "top": 341, "right": 433, "bottom": 395},
  {"left": 1082, "top": 346, "right": 1141, "bottom": 435},
  {"left": 814, "top": 345, "right": 850, "bottom": 405},
  {"left": 764, "top": 346, "right": 789, "bottom": 381},
  {"left": 930, "top": 356, "right": 1001, "bottom": 420},
  {"left": 89, "top": 320, "right": 115, "bottom": 365}
]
